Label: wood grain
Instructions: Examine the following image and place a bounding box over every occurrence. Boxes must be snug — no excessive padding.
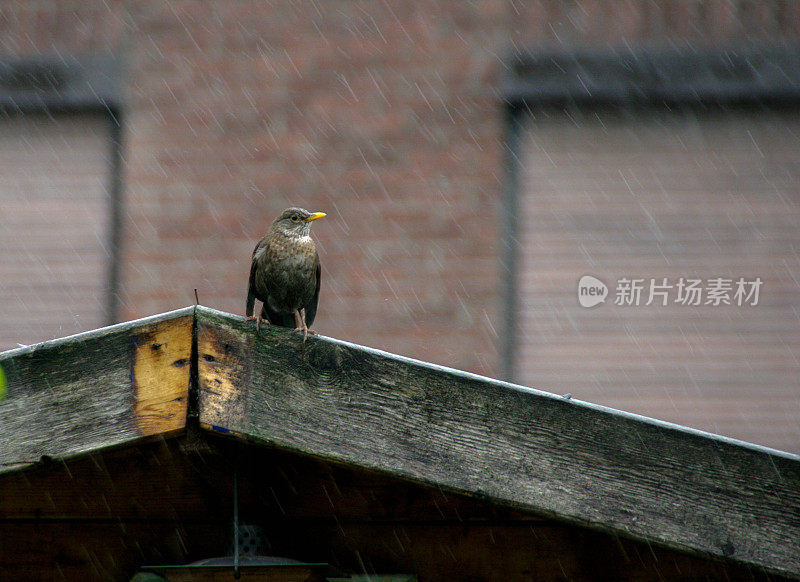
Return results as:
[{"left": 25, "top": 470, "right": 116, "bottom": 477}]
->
[
  {"left": 1, "top": 304, "right": 797, "bottom": 578},
  {"left": 133, "top": 319, "right": 192, "bottom": 436},
  {"left": 195, "top": 306, "right": 800, "bottom": 579},
  {"left": 0, "top": 307, "right": 193, "bottom": 472},
  {"left": 3, "top": 430, "right": 786, "bottom": 582}
]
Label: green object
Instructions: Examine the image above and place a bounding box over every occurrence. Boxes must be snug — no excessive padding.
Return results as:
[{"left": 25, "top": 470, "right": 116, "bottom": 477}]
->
[{"left": 0, "top": 363, "right": 6, "bottom": 401}]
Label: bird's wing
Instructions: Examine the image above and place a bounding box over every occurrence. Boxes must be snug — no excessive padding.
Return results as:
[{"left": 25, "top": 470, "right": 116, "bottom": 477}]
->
[
  {"left": 246, "top": 239, "right": 266, "bottom": 317},
  {"left": 304, "top": 251, "right": 321, "bottom": 327}
]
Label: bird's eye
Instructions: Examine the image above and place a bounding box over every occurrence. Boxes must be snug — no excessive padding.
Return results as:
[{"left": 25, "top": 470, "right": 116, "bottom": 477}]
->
[{"left": 290, "top": 215, "right": 300, "bottom": 222}]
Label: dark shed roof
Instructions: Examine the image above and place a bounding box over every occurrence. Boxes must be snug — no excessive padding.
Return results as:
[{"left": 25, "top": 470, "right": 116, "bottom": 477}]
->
[{"left": 0, "top": 306, "right": 798, "bottom": 580}]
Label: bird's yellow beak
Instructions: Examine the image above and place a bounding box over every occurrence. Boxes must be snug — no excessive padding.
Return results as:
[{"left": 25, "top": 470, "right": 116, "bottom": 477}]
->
[{"left": 305, "top": 212, "right": 326, "bottom": 222}]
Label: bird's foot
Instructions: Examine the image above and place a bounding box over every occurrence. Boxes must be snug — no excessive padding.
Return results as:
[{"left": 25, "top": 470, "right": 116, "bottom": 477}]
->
[
  {"left": 293, "top": 309, "right": 311, "bottom": 342},
  {"left": 294, "top": 326, "right": 309, "bottom": 342},
  {"left": 245, "top": 315, "right": 267, "bottom": 333}
]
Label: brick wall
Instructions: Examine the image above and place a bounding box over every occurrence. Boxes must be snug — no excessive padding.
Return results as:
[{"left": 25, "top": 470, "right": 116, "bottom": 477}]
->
[
  {"left": 120, "top": 2, "right": 508, "bottom": 374},
  {"left": 2, "top": 1, "right": 799, "bottom": 381}
]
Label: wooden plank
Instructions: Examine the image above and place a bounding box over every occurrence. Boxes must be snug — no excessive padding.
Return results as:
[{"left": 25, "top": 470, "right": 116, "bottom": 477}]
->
[
  {"left": 1, "top": 428, "right": 792, "bottom": 582},
  {"left": 274, "top": 522, "right": 780, "bottom": 582},
  {"left": 0, "top": 432, "right": 224, "bottom": 522},
  {"left": 179, "top": 438, "right": 792, "bottom": 582},
  {"left": 0, "top": 307, "right": 193, "bottom": 472},
  {"left": 195, "top": 306, "right": 800, "bottom": 579},
  {"left": 0, "top": 434, "right": 229, "bottom": 582},
  {"left": 133, "top": 315, "right": 193, "bottom": 437},
  {"left": 0, "top": 521, "right": 222, "bottom": 581}
]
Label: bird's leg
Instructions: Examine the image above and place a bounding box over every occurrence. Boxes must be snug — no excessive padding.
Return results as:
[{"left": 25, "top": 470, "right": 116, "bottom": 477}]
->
[
  {"left": 294, "top": 308, "right": 318, "bottom": 339},
  {"left": 294, "top": 308, "right": 308, "bottom": 341}
]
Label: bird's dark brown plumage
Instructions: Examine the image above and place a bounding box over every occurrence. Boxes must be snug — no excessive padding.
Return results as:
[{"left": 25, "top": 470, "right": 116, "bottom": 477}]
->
[{"left": 246, "top": 207, "right": 325, "bottom": 338}]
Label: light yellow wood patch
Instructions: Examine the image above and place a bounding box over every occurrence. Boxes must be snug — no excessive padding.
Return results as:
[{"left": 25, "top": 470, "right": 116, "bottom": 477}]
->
[
  {"left": 132, "top": 317, "right": 192, "bottom": 436},
  {"left": 196, "top": 323, "right": 250, "bottom": 433}
]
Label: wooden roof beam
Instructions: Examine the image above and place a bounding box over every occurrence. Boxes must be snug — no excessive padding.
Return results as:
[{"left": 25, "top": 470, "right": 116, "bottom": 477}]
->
[
  {"left": 195, "top": 305, "right": 800, "bottom": 580},
  {"left": 0, "top": 307, "right": 194, "bottom": 473},
  {"left": 1, "top": 305, "right": 798, "bottom": 578}
]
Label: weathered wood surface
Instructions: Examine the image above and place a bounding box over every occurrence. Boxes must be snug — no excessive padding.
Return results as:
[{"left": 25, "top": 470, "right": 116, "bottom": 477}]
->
[
  {"left": 0, "top": 307, "right": 193, "bottom": 472},
  {"left": 0, "top": 435, "right": 227, "bottom": 580},
  {"left": 195, "top": 306, "right": 800, "bottom": 579},
  {"left": 3, "top": 430, "right": 786, "bottom": 582}
]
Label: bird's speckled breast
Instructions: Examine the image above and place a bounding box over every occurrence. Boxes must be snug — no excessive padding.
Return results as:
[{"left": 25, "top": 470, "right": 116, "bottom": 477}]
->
[{"left": 253, "top": 233, "right": 317, "bottom": 313}]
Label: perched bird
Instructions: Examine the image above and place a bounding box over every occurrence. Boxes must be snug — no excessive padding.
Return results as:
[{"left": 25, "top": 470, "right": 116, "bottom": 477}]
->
[{"left": 246, "top": 207, "right": 325, "bottom": 339}]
